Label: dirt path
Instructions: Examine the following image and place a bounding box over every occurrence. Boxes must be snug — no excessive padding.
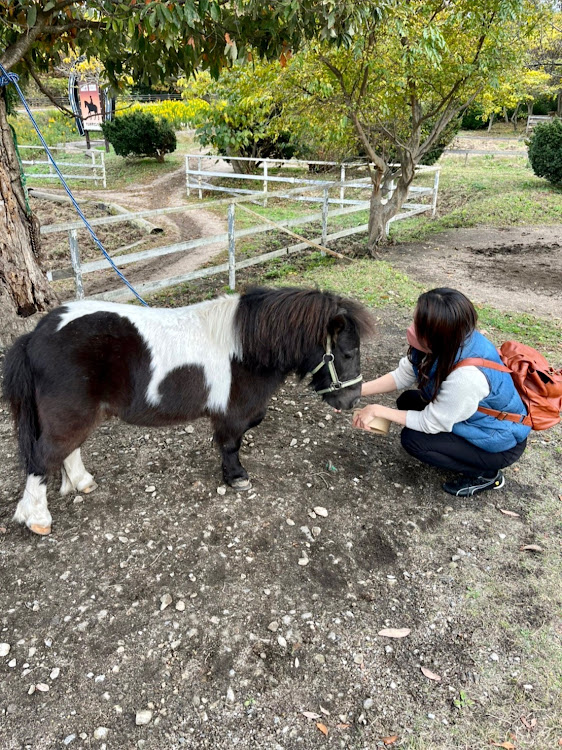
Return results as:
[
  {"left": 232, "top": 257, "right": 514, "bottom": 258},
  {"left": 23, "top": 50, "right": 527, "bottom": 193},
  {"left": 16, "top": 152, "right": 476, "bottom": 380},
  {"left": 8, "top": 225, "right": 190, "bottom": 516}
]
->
[{"left": 71, "top": 165, "right": 227, "bottom": 297}]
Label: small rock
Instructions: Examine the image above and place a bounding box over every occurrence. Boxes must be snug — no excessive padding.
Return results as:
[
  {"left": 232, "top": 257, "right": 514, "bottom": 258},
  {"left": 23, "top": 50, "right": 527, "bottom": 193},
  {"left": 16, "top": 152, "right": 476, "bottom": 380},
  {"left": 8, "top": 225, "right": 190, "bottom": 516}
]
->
[
  {"left": 8, "top": 658, "right": 16, "bottom": 668},
  {"left": 297, "top": 556, "right": 309, "bottom": 566},
  {"left": 313, "top": 506, "right": 328, "bottom": 517},
  {"left": 353, "top": 654, "right": 364, "bottom": 665},
  {"left": 428, "top": 712, "right": 435, "bottom": 720},
  {"left": 160, "top": 594, "right": 172, "bottom": 611},
  {"left": 145, "top": 485, "right": 156, "bottom": 493},
  {"left": 290, "top": 438, "right": 298, "bottom": 447},
  {"left": 268, "top": 621, "right": 279, "bottom": 632},
  {"left": 0, "top": 643, "right": 10, "bottom": 657},
  {"left": 277, "top": 635, "right": 287, "bottom": 648},
  {"left": 314, "top": 654, "right": 325, "bottom": 665},
  {"left": 136, "top": 710, "right": 153, "bottom": 725},
  {"left": 286, "top": 518, "right": 295, "bottom": 526},
  {"left": 217, "top": 486, "right": 227, "bottom": 496},
  {"left": 63, "top": 735, "right": 76, "bottom": 746},
  {"left": 385, "top": 645, "right": 393, "bottom": 654},
  {"left": 186, "top": 425, "right": 195, "bottom": 434},
  {"left": 490, "top": 652, "right": 499, "bottom": 661},
  {"left": 50, "top": 667, "right": 60, "bottom": 680},
  {"left": 93, "top": 727, "right": 108, "bottom": 740},
  {"left": 311, "top": 527, "right": 321, "bottom": 538},
  {"left": 28, "top": 685, "right": 35, "bottom": 695},
  {"left": 226, "top": 687, "right": 235, "bottom": 703},
  {"left": 523, "top": 684, "right": 533, "bottom": 691},
  {"left": 35, "top": 683, "right": 50, "bottom": 692},
  {"left": 363, "top": 698, "right": 374, "bottom": 710},
  {"left": 175, "top": 601, "right": 185, "bottom": 612}
]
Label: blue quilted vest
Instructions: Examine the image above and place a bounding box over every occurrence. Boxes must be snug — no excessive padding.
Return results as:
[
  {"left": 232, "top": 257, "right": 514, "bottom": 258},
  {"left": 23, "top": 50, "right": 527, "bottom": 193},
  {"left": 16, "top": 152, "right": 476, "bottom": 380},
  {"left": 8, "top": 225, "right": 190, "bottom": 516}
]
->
[{"left": 412, "top": 331, "right": 531, "bottom": 453}]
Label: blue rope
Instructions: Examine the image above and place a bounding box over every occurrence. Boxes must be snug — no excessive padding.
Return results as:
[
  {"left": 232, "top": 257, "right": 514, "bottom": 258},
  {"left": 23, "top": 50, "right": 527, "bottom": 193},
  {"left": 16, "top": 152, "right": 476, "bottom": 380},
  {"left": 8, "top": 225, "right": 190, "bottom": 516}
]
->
[{"left": 0, "top": 64, "right": 148, "bottom": 306}]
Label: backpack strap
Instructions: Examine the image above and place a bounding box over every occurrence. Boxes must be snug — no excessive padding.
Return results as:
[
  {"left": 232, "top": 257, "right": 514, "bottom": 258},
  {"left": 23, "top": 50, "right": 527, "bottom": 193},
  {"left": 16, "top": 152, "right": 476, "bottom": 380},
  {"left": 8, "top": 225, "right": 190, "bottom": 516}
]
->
[
  {"left": 454, "top": 357, "right": 532, "bottom": 426},
  {"left": 454, "top": 357, "right": 510, "bottom": 373}
]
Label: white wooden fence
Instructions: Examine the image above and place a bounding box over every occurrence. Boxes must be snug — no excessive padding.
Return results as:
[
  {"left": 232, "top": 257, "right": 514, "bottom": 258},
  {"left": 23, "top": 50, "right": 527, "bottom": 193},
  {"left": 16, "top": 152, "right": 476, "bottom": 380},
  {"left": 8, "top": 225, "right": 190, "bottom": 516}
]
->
[
  {"left": 41, "top": 162, "right": 439, "bottom": 303},
  {"left": 185, "top": 154, "right": 439, "bottom": 218},
  {"left": 526, "top": 115, "right": 554, "bottom": 134},
  {"left": 43, "top": 187, "right": 371, "bottom": 302},
  {"left": 20, "top": 145, "right": 106, "bottom": 187}
]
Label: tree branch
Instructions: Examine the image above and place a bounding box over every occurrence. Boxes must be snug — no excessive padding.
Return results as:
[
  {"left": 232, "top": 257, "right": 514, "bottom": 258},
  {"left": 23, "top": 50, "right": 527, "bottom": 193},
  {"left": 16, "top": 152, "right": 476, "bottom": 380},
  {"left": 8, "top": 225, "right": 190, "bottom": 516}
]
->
[{"left": 23, "top": 59, "right": 79, "bottom": 119}]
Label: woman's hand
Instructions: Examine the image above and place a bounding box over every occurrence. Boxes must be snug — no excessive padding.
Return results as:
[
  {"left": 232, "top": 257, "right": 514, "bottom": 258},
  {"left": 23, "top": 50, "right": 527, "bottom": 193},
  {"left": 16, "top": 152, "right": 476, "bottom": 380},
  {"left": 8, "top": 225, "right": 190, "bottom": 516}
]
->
[
  {"left": 353, "top": 403, "right": 385, "bottom": 429},
  {"left": 353, "top": 403, "right": 408, "bottom": 429}
]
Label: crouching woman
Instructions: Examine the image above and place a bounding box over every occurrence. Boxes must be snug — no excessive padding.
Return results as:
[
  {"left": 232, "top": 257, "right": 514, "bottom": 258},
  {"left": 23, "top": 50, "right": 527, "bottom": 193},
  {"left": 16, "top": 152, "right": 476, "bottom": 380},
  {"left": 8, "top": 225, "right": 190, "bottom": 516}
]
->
[{"left": 353, "top": 288, "right": 530, "bottom": 497}]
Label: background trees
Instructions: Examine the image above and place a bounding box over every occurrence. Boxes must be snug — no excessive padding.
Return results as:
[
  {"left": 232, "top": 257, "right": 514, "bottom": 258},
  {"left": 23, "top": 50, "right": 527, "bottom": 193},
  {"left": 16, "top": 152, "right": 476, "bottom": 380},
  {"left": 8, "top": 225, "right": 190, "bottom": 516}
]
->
[{"left": 0, "top": 0, "right": 550, "bottom": 324}]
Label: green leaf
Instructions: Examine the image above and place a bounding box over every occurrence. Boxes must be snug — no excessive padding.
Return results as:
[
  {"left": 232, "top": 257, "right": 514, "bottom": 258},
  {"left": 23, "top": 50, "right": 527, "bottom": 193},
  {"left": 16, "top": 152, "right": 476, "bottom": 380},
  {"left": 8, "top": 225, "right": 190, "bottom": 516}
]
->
[{"left": 27, "top": 4, "right": 37, "bottom": 27}]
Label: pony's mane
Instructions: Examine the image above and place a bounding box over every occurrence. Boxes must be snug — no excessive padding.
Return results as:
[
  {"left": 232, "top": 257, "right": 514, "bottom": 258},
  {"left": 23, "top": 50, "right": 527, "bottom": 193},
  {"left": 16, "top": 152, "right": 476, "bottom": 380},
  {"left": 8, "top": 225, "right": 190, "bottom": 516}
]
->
[{"left": 236, "top": 287, "right": 373, "bottom": 371}]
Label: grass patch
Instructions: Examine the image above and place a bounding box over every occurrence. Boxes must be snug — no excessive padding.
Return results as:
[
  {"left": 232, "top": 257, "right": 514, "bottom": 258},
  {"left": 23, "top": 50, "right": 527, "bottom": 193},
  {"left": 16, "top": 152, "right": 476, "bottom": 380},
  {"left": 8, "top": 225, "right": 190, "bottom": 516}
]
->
[
  {"left": 279, "top": 257, "right": 562, "bottom": 359},
  {"left": 390, "top": 155, "right": 562, "bottom": 243}
]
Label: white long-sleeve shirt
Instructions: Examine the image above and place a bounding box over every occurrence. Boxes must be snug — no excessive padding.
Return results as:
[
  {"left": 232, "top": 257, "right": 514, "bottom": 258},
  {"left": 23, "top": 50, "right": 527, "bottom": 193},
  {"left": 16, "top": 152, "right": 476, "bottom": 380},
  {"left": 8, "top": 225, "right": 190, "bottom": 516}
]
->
[{"left": 390, "top": 356, "right": 490, "bottom": 434}]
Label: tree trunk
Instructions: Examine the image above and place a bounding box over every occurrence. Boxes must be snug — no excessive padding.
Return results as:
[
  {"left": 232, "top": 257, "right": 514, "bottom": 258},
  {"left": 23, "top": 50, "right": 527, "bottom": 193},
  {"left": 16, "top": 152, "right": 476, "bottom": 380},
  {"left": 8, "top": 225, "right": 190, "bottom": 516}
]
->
[
  {"left": 510, "top": 103, "right": 520, "bottom": 132},
  {"left": 487, "top": 112, "right": 495, "bottom": 132},
  {"left": 366, "top": 168, "right": 413, "bottom": 254},
  {"left": 0, "top": 91, "right": 58, "bottom": 343},
  {"left": 557, "top": 90, "right": 562, "bottom": 118}
]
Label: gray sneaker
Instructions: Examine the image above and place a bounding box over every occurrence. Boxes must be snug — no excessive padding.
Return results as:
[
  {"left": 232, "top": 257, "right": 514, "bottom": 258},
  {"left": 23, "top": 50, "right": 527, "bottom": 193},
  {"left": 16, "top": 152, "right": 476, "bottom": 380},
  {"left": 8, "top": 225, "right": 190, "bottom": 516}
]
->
[{"left": 442, "top": 470, "right": 505, "bottom": 497}]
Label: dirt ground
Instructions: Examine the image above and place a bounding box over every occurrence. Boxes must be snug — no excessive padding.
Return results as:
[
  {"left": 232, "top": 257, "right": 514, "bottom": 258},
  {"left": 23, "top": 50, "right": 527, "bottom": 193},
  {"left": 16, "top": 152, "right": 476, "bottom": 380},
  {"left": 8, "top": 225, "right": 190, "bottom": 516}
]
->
[
  {"left": 384, "top": 226, "right": 562, "bottom": 321},
  {"left": 1, "top": 312, "right": 561, "bottom": 750},
  {"left": 1, "top": 157, "right": 561, "bottom": 750},
  {"left": 33, "top": 167, "right": 227, "bottom": 300}
]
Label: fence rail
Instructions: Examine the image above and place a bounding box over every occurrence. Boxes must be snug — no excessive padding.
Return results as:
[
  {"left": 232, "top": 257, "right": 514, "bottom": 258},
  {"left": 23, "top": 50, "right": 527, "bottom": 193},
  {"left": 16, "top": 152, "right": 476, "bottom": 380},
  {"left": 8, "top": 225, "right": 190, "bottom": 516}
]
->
[
  {"left": 41, "top": 159, "right": 439, "bottom": 303},
  {"left": 526, "top": 114, "right": 554, "bottom": 133},
  {"left": 20, "top": 145, "right": 106, "bottom": 187},
  {"left": 185, "top": 154, "right": 439, "bottom": 216}
]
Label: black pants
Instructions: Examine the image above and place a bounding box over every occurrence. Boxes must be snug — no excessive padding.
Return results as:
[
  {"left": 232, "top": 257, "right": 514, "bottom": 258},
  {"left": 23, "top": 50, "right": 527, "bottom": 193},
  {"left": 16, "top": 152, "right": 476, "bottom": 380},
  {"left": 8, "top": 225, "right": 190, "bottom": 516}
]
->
[{"left": 398, "top": 390, "right": 527, "bottom": 476}]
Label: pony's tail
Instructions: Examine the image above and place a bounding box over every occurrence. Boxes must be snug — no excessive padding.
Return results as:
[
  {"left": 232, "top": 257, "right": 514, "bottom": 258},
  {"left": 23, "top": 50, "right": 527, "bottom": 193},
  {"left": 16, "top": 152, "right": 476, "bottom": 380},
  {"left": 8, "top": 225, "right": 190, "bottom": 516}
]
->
[{"left": 2, "top": 334, "right": 39, "bottom": 472}]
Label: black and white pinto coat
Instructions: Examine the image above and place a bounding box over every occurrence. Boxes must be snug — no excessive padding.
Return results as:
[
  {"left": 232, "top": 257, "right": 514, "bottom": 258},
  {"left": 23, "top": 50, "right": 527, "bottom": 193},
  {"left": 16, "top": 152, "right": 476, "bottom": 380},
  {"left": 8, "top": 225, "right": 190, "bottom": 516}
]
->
[{"left": 3, "top": 286, "right": 372, "bottom": 535}]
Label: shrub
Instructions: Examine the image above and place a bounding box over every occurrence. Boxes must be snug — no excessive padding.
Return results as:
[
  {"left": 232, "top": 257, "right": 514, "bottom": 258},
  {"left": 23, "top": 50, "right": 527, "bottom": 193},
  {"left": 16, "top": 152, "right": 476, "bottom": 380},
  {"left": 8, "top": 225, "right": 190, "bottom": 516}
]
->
[
  {"left": 102, "top": 111, "right": 176, "bottom": 162},
  {"left": 527, "top": 118, "right": 562, "bottom": 186},
  {"left": 461, "top": 105, "right": 488, "bottom": 130}
]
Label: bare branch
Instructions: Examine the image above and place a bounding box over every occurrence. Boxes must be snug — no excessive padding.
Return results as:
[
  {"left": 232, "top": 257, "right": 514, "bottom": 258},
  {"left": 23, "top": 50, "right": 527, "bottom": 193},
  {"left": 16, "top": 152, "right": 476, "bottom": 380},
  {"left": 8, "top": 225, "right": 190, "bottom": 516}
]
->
[{"left": 24, "top": 59, "right": 78, "bottom": 119}]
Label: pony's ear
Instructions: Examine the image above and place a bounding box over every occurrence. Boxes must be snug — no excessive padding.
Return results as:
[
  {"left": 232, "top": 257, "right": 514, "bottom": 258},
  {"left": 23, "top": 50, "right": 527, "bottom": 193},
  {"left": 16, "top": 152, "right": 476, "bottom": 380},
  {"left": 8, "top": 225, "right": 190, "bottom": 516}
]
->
[{"left": 328, "top": 309, "right": 347, "bottom": 337}]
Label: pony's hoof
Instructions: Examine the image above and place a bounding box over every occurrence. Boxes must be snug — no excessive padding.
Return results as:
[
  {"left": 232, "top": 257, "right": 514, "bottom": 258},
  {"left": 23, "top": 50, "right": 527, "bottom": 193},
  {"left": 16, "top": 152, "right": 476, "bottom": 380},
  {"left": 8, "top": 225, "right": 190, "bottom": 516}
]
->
[
  {"left": 80, "top": 481, "right": 98, "bottom": 495},
  {"left": 231, "top": 478, "right": 252, "bottom": 492},
  {"left": 29, "top": 524, "right": 51, "bottom": 536}
]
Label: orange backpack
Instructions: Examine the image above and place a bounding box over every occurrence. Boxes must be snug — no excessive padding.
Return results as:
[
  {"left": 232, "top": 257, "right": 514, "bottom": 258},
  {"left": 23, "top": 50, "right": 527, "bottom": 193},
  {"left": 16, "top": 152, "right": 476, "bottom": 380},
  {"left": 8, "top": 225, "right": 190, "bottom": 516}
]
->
[{"left": 455, "top": 341, "right": 562, "bottom": 431}]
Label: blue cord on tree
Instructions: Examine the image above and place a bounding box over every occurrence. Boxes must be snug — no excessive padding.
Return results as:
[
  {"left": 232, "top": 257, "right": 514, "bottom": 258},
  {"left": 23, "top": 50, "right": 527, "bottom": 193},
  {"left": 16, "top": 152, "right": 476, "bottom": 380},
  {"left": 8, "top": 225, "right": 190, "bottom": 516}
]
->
[{"left": 0, "top": 62, "right": 149, "bottom": 306}]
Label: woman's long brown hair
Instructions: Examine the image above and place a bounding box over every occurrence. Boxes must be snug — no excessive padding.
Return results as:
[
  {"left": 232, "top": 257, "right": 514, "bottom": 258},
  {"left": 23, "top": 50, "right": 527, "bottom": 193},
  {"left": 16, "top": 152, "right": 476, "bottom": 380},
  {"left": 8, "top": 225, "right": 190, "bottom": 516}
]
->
[{"left": 409, "top": 288, "right": 478, "bottom": 400}]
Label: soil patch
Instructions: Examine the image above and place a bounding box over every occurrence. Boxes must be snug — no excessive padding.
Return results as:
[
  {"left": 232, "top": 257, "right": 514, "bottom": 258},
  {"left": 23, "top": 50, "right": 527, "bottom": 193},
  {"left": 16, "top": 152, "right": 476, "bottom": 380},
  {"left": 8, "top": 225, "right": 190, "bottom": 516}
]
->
[
  {"left": 1, "top": 304, "right": 560, "bottom": 750},
  {"left": 384, "top": 226, "right": 562, "bottom": 320},
  {"left": 34, "top": 167, "right": 226, "bottom": 301}
]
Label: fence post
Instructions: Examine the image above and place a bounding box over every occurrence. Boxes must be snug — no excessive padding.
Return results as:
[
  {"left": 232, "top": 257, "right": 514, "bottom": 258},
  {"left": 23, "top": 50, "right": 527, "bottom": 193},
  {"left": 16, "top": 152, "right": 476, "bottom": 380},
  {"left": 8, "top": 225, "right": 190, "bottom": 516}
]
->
[
  {"left": 69, "top": 229, "right": 84, "bottom": 300},
  {"left": 89, "top": 150, "right": 97, "bottom": 187},
  {"left": 340, "top": 164, "right": 345, "bottom": 208},
  {"left": 431, "top": 169, "right": 440, "bottom": 217},
  {"left": 186, "top": 156, "right": 190, "bottom": 197},
  {"left": 228, "top": 202, "right": 236, "bottom": 290},
  {"left": 321, "top": 188, "right": 329, "bottom": 252},
  {"left": 198, "top": 156, "right": 202, "bottom": 200},
  {"left": 100, "top": 151, "right": 106, "bottom": 189},
  {"left": 263, "top": 161, "right": 268, "bottom": 207}
]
